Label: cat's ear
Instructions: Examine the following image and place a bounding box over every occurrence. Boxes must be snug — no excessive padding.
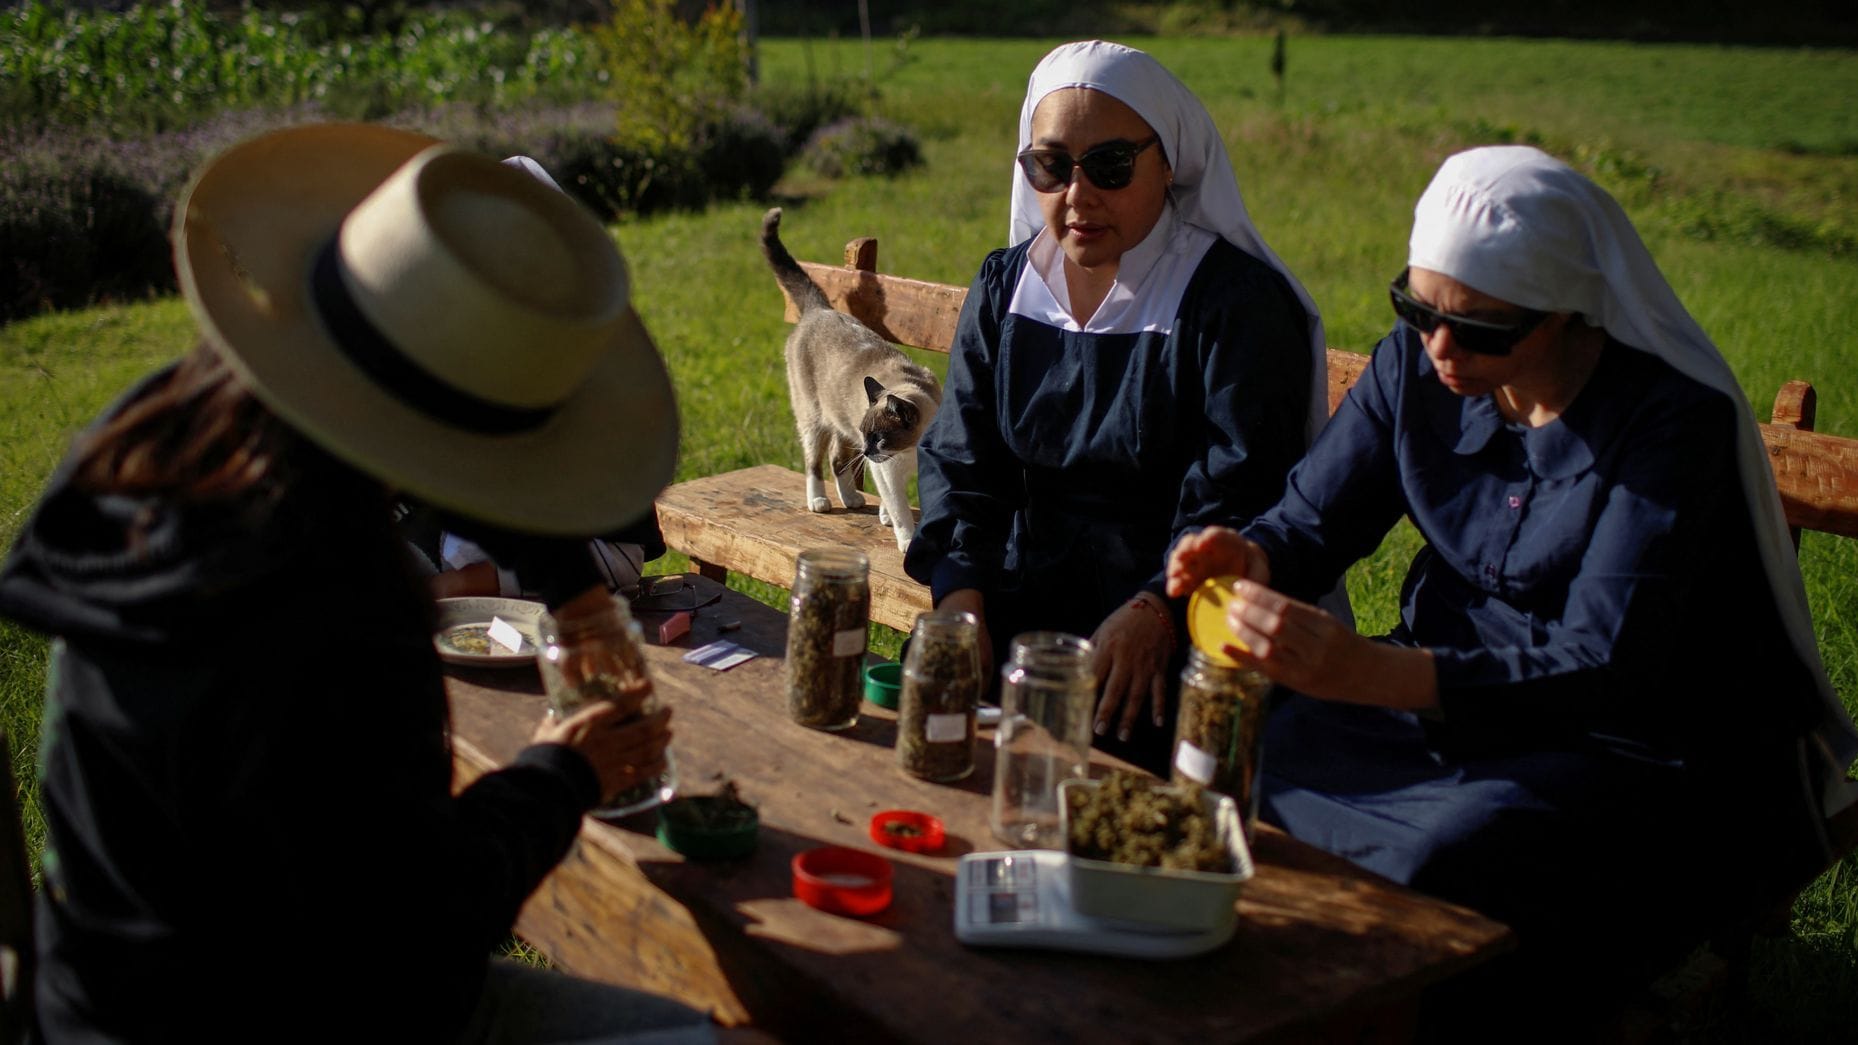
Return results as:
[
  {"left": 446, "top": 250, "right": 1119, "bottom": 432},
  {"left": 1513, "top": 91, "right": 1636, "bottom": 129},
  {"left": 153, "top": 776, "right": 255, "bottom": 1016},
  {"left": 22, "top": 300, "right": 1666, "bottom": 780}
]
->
[{"left": 863, "top": 375, "right": 885, "bottom": 404}]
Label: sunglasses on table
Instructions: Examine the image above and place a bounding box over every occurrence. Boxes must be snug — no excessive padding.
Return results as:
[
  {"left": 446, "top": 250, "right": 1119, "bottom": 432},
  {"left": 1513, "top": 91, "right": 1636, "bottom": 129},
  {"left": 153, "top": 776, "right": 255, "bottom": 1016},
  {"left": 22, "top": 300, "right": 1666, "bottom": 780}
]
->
[
  {"left": 1388, "top": 268, "right": 1550, "bottom": 357},
  {"left": 1016, "top": 136, "right": 1160, "bottom": 193}
]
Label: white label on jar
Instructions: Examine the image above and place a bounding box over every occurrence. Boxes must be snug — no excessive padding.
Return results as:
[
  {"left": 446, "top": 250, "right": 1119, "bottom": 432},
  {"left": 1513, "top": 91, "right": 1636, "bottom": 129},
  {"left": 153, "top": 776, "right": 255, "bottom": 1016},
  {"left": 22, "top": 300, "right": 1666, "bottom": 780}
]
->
[
  {"left": 926, "top": 713, "right": 968, "bottom": 743},
  {"left": 1174, "top": 741, "right": 1216, "bottom": 784},
  {"left": 832, "top": 628, "right": 866, "bottom": 657}
]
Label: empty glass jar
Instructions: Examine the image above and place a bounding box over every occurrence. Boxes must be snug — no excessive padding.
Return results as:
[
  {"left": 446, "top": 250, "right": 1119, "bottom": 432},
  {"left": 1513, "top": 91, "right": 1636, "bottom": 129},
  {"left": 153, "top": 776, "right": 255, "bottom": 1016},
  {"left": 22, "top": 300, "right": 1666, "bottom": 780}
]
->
[{"left": 991, "top": 632, "right": 1096, "bottom": 848}]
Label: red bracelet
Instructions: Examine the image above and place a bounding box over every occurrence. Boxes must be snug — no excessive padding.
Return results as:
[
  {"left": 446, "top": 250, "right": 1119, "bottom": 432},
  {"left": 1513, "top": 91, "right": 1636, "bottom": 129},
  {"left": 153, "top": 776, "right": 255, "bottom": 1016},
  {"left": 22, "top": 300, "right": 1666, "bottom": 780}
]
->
[{"left": 1127, "top": 593, "right": 1178, "bottom": 652}]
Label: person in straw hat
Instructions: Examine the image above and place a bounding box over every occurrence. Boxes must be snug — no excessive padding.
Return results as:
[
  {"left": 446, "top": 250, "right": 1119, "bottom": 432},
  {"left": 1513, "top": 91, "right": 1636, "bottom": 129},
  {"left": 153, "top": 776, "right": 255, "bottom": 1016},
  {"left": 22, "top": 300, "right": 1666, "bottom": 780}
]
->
[
  {"left": 404, "top": 155, "right": 666, "bottom": 604},
  {"left": 0, "top": 124, "right": 717, "bottom": 1042}
]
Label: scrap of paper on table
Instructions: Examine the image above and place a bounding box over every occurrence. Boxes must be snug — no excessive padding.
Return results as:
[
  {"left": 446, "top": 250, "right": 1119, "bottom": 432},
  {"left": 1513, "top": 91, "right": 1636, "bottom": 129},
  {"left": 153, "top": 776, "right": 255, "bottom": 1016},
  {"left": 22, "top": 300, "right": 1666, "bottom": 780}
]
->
[{"left": 683, "top": 639, "right": 756, "bottom": 671}]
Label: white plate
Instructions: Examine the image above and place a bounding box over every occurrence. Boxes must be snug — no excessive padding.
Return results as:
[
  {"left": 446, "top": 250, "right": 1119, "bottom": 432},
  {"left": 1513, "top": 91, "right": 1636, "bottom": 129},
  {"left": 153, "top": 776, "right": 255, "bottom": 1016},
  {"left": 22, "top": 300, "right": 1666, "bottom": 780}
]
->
[{"left": 433, "top": 597, "right": 545, "bottom": 668}]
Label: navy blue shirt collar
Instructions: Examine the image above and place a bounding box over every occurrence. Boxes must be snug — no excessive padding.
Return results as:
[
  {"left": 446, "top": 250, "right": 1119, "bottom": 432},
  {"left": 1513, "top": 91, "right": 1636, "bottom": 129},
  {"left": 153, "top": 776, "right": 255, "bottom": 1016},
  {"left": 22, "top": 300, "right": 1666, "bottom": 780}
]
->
[{"left": 1418, "top": 340, "right": 1632, "bottom": 479}]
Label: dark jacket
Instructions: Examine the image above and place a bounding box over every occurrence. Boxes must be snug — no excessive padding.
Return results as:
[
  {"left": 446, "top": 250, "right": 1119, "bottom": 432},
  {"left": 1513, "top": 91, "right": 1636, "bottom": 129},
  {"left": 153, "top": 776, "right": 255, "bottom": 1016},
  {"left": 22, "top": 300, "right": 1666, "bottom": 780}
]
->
[
  {"left": 906, "top": 236, "right": 1312, "bottom": 622},
  {"left": 905, "top": 236, "right": 1312, "bottom": 771},
  {"left": 0, "top": 373, "right": 599, "bottom": 1043}
]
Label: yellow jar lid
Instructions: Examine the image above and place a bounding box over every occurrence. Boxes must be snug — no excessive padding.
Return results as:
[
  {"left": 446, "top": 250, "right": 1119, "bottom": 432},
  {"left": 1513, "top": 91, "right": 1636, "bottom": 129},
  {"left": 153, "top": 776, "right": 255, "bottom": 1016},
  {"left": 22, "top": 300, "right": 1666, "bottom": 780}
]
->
[{"left": 1186, "top": 575, "right": 1250, "bottom": 667}]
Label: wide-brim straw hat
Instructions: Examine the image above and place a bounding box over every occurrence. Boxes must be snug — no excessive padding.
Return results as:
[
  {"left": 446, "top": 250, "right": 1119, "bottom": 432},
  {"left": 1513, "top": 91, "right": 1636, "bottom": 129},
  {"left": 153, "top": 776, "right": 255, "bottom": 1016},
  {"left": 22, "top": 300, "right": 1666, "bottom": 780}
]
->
[{"left": 173, "top": 122, "right": 678, "bottom": 536}]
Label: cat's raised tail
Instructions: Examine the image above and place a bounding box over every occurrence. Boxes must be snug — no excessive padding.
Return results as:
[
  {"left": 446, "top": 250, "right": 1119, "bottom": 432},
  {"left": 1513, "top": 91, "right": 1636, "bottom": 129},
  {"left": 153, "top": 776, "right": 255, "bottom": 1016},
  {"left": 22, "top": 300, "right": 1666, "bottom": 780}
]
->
[{"left": 760, "top": 208, "right": 833, "bottom": 315}]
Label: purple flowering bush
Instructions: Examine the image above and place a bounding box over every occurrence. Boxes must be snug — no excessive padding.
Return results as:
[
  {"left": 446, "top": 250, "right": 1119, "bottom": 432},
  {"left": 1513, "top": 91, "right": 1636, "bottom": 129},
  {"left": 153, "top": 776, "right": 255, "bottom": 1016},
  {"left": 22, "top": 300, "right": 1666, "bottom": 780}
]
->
[
  {"left": 0, "top": 100, "right": 796, "bottom": 322},
  {"left": 802, "top": 117, "right": 924, "bottom": 180},
  {"left": 0, "top": 141, "right": 167, "bottom": 321},
  {"left": 0, "top": 107, "right": 327, "bottom": 322}
]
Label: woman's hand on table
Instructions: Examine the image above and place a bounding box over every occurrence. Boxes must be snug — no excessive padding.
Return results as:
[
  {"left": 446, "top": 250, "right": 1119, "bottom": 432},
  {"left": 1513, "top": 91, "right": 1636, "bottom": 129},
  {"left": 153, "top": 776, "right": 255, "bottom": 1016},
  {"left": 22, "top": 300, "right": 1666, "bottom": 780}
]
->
[
  {"left": 1165, "top": 526, "right": 1270, "bottom": 597},
  {"left": 938, "top": 588, "right": 995, "bottom": 684},
  {"left": 534, "top": 701, "right": 674, "bottom": 806},
  {"left": 1218, "top": 581, "right": 1438, "bottom": 711},
  {"left": 1089, "top": 595, "right": 1172, "bottom": 742}
]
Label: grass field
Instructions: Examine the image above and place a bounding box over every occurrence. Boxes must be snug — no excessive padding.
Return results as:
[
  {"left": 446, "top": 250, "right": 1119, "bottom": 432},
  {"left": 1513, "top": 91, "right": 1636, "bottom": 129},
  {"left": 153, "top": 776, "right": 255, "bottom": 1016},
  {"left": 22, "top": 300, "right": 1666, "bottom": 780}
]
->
[{"left": 2, "top": 32, "right": 1856, "bottom": 1040}]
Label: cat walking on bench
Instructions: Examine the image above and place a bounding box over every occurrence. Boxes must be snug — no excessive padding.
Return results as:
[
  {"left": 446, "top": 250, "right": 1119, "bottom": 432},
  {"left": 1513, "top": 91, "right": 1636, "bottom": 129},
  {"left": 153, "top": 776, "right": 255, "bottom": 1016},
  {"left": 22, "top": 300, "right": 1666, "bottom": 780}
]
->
[{"left": 761, "top": 207, "right": 941, "bottom": 551}]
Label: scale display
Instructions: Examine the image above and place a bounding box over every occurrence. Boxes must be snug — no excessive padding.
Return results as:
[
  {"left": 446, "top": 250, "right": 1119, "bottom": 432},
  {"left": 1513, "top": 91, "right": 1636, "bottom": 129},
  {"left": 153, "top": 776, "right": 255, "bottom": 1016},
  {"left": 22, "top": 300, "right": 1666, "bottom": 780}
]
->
[{"left": 953, "top": 850, "right": 1237, "bottom": 959}]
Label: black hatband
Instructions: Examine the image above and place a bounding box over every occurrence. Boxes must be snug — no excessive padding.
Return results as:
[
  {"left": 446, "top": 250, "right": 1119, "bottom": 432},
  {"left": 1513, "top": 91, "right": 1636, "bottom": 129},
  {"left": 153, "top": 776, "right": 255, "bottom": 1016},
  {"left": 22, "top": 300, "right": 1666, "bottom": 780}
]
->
[{"left": 310, "top": 240, "right": 556, "bottom": 434}]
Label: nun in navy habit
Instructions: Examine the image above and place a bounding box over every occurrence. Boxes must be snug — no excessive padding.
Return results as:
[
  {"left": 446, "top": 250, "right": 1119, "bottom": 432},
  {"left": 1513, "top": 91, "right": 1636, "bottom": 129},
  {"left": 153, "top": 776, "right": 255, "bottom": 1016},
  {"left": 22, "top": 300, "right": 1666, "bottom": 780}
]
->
[
  {"left": 905, "top": 40, "right": 1340, "bottom": 772},
  {"left": 1167, "top": 145, "right": 1858, "bottom": 1016}
]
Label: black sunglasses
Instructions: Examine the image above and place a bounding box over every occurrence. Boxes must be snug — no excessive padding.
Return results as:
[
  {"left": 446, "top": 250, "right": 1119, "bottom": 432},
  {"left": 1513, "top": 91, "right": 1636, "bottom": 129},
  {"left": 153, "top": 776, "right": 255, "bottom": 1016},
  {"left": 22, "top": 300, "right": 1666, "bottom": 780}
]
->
[
  {"left": 1388, "top": 269, "right": 1549, "bottom": 357},
  {"left": 1016, "top": 136, "right": 1160, "bottom": 193}
]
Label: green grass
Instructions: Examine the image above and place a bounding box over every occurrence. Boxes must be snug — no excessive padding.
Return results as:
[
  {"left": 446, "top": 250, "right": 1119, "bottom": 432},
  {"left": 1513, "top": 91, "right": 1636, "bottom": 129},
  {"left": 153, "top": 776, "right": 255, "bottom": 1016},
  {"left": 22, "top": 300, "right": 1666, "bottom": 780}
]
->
[
  {"left": 1, "top": 299, "right": 194, "bottom": 864},
  {"left": 2, "top": 32, "right": 1855, "bottom": 1038}
]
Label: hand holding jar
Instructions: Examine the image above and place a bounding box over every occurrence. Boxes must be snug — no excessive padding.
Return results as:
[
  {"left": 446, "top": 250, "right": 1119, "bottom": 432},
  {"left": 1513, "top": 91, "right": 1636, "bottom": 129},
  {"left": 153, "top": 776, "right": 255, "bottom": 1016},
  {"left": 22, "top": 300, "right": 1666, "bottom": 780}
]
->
[
  {"left": 538, "top": 585, "right": 678, "bottom": 816},
  {"left": 532, "top": 698, "right": 672, "bottom": 806}
]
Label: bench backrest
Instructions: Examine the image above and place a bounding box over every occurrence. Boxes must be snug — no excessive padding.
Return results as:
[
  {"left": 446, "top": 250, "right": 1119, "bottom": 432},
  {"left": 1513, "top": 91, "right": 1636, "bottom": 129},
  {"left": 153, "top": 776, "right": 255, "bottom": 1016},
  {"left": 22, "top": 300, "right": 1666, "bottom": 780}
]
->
[{"left": 786, "top": 240, "right": 1858, "bottom": 542}]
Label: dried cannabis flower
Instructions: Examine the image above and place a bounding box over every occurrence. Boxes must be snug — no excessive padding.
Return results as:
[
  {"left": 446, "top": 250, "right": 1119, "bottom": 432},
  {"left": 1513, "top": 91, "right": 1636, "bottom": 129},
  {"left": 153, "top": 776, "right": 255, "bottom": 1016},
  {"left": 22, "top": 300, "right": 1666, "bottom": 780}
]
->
[
  {"left": 1065, "top": 770, "right": 1229, "bottom": 873},
  {"left": 785, "top": 551, "right": 870, "bottom": 730},
  {"left": 661, "top": 781, "right": 756, "bottom": 830}
]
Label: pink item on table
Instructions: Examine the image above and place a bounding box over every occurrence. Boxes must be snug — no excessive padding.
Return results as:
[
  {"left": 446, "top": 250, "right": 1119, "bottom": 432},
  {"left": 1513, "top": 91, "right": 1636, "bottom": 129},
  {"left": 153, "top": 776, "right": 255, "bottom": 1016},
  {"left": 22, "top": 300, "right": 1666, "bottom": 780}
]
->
[{"left": 657, "top": 611, "right": 691, "bottom": 644}]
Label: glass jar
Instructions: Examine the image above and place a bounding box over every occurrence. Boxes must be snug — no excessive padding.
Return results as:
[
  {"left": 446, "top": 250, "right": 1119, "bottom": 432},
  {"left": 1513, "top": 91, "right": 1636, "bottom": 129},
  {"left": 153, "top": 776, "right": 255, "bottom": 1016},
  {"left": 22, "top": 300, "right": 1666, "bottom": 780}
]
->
[
  {"left": 896, "top": 610, "right": 982, "bottom": 782},
  {"left": 538, "top": 593, "right": 676, "bottom": 817},
  {"left": 990, "top": 632, "right": 1096, "bottom": 848},
  {"left": 1171, "top": 648, "right": 1272, "bottom": 835},
  {"left": 784, "top": 548, "right": 871, "bottom": 731}
]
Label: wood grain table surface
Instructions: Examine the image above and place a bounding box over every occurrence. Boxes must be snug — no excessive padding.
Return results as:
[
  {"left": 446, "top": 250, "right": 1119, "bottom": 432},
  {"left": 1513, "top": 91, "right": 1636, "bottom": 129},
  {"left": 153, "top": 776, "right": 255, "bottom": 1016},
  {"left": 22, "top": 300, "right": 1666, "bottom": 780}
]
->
[{"left": 445, "top": 574, "right": 1511, "bottom": 1044}]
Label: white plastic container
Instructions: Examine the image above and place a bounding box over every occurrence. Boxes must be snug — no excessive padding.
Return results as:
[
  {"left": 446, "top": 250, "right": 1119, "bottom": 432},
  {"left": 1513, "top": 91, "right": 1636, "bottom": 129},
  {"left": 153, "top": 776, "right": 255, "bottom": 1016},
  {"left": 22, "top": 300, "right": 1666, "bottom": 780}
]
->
[{"left": 1057, "top": 778, "right": 1255, "bottom": 932}]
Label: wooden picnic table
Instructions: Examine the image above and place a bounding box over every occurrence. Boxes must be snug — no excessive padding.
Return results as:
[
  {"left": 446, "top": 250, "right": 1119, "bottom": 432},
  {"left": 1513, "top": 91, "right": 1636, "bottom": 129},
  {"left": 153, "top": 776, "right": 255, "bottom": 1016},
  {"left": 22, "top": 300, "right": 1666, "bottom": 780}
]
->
[{"left": 445, "top": 574, "right": 1513, "bottom": 1043}]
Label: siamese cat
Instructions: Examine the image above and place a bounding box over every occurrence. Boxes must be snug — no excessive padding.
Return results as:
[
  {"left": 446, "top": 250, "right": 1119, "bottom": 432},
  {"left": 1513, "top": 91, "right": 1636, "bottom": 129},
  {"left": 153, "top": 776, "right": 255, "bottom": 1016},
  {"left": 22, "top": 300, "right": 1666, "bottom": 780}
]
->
[{"left": 761, "top": 208, "right": 941, "bottom": 551}]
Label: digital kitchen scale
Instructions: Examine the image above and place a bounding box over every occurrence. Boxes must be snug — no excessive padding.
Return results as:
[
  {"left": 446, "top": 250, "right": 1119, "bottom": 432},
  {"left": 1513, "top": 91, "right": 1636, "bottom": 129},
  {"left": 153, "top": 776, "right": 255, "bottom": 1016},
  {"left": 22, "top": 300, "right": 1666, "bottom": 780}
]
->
[{"left": 953, "top": 850, "right": 1238, "bottom": 959}]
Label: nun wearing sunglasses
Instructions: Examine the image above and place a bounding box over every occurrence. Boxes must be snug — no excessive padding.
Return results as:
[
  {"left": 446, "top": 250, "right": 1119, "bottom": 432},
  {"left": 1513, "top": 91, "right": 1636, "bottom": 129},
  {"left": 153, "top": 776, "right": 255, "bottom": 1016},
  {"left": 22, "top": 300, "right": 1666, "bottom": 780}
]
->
[
  {"left": 1168, "top": 146, "right": 1857, "bottom": 1017},
  {"left": 905, "top": 40, "right": 1335, "bottom": 772}
]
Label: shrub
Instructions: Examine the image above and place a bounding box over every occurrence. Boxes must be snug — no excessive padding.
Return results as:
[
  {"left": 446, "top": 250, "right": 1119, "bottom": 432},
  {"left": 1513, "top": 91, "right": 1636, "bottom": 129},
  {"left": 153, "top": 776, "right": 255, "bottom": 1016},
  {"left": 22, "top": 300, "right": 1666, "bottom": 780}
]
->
[
  {"left": 695, "top": 106, "right": 788, "bottom": 203},
  {"left": 0, "top": 77, "right": 916, "bottom": 321},
  {"left": 387, "top": 102, "right": 642, "bottom": 220},
  {"left": 0, "top": 133, "right": 174, "bottom": 322},
  {"left": 437, "top": 106, "right": 711, "bottom": 217},
  {"left": 0, "top": 99, "right": 787, "bottom": 322},
  {"left": 0, "top": 105, "right": 356, "bottom": 322},
  {"left": 593, "top": 0, "right": 748, "bottom": 155},
  {"left": 751, "top": 82, "right": 867, "bottom": 155},
  {"left": 802, "top": 117, "right": 923, "bottom": 180}
]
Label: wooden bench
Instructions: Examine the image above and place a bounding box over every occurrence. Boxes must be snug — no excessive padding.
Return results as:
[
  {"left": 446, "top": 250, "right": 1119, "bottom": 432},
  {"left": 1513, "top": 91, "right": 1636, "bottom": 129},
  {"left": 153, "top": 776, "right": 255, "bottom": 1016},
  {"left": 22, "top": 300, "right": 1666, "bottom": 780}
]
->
[{"left": 654, "top": 234, "right": 1858, "bottom": 947}]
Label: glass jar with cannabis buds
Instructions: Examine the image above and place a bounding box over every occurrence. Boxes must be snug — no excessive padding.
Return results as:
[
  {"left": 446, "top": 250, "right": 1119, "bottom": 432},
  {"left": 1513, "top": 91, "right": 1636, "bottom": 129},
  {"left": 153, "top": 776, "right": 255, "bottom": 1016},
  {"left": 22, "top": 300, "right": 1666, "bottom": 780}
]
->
[
  {"left": 538, "top": 592, "right": 676, "bottom": 817},
  {"left": 784, "top": 548, "right": 871, "bottom": 730},
  {"left": 1170, "top": 648, "right": 1272, "bottom": 835},
  {"left": 896, "top": 609, "right": 982, "bottom": 781}
]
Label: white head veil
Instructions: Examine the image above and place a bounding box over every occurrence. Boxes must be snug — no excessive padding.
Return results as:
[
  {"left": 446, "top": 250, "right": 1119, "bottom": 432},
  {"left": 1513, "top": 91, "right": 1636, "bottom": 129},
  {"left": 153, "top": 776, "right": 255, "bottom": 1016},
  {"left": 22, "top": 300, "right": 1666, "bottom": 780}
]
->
[
  {"left": 1010, "top": 40, "right": 1329, "bottom": 445},
  {"left": 1410, "top": 145, "right": 1858, "bottom": 817}
]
